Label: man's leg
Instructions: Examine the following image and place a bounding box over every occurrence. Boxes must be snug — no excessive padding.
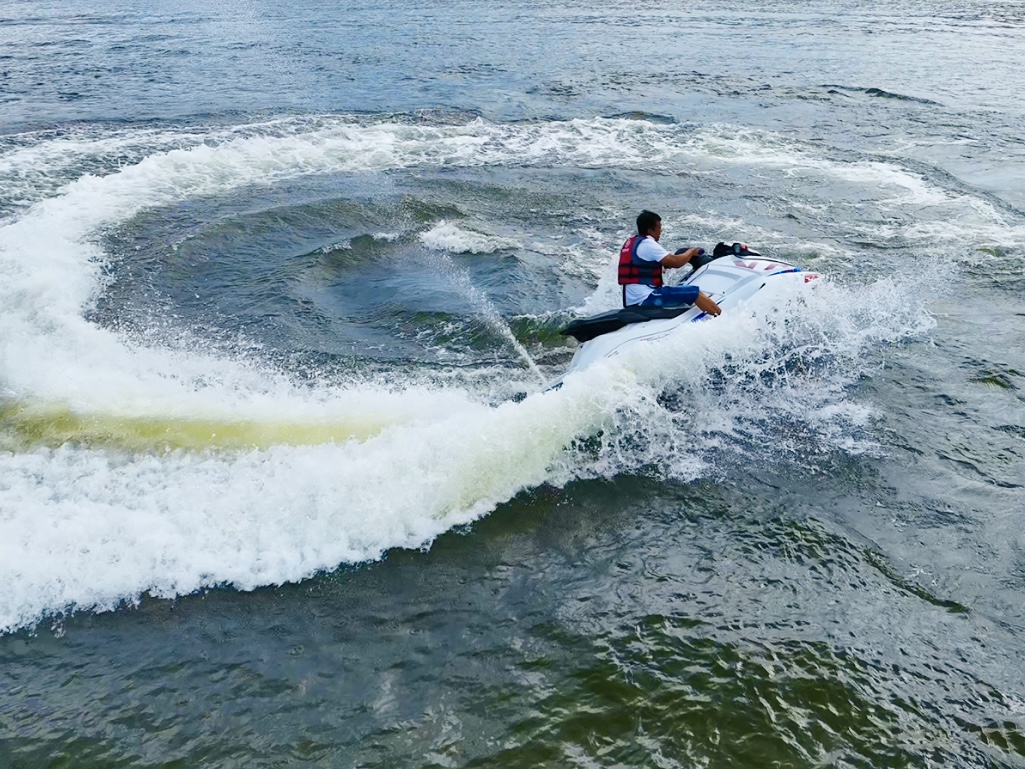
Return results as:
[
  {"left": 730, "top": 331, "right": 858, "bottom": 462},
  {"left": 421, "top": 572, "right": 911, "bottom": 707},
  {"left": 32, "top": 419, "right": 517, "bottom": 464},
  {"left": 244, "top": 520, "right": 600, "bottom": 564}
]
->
[{"left": 640, "top": 285, "right": 700, "bottom": 308}]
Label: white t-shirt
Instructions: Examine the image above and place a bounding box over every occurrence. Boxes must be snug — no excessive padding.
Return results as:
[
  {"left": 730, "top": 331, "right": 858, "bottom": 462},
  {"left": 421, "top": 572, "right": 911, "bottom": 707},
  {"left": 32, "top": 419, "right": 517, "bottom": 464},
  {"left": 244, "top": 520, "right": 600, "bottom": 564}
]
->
[{"left": 624, "top": 236, "right": 670, "bottom": 305}]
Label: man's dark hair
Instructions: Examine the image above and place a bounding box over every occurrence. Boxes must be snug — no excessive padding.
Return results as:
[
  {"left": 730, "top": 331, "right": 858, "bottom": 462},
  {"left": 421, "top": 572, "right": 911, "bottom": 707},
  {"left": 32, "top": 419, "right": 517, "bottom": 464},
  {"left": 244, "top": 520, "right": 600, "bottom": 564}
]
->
[{"left": 636, "top": 210, "right": 661, "bottom": 235}]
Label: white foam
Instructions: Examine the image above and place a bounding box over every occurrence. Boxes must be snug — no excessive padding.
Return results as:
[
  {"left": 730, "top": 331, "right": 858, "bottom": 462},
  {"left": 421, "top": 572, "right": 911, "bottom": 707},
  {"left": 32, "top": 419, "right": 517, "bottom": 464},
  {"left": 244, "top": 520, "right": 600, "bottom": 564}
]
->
[
  {"left": 0, "top": 359, "right": 637, "bottom": 633},
  {"left": 419, "top": 220, "right": 521, "bottom": 254},
  {"left": 0, "top": 274, "right": 932, "bottom": 634},
  {"left": 0, "top": 115, "right": 957, "bottom": 633}
]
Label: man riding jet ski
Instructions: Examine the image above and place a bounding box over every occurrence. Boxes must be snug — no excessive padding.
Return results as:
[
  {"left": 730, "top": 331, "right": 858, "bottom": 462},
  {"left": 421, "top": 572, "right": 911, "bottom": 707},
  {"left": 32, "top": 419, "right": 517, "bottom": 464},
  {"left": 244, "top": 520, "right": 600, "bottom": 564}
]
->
[
  {"left": 617, "top": 209, "right": 722, "bottom": 315},
  {"left": 552, "top": 212, "right": 818, "bottom": 384}
]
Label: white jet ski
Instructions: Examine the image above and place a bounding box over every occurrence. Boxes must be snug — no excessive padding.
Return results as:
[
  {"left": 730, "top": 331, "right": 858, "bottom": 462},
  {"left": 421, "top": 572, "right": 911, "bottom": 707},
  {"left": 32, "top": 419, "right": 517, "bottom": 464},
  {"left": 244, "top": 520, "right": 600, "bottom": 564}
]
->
[{"left": 551, "top": 242, "right": 820, "bottom": 387}]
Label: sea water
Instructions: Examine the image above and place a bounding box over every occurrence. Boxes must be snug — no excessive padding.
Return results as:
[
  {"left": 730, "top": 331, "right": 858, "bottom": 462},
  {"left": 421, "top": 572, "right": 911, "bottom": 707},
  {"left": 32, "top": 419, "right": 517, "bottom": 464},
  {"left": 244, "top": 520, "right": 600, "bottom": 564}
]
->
[{"left": 1, "top": 1, "right": 1024, "bottom": 767}]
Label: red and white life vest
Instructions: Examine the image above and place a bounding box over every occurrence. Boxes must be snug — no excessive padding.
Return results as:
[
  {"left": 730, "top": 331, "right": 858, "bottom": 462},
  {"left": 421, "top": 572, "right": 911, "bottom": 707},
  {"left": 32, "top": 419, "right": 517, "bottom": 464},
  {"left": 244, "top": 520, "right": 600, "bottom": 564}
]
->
[{"left": 617, "top": 235, "right": 663, "bottom": 287}]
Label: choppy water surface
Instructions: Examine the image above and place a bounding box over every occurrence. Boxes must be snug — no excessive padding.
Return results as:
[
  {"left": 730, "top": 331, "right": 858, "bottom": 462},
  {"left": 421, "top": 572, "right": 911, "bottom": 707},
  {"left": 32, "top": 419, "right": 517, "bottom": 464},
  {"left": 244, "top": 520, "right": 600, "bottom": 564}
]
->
[{"left": 1, "top": 1, "right": 1024, "bottom": 767}]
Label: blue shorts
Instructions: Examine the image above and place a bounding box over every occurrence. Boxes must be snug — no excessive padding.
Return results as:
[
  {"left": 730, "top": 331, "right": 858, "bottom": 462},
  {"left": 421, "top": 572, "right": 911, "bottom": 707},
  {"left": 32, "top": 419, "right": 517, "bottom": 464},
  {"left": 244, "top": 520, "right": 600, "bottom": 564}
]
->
[{"left": 639, "top": 285, "right": 700, "bottom": 308}]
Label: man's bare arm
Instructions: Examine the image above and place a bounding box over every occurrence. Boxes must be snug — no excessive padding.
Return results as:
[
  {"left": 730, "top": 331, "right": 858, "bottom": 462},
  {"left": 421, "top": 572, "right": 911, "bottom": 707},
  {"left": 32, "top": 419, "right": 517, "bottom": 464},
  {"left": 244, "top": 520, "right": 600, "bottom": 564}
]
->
[{"left": 659, "top": 247, "right": 702, "bottom": 269}]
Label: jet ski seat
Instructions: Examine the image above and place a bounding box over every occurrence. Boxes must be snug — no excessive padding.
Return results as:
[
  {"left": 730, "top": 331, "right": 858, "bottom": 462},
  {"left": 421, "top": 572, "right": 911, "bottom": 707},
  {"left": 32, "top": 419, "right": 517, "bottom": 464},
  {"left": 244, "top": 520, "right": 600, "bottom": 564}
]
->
[{"left": 561, "top": 305, "right": 689, "bottom": 343}]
